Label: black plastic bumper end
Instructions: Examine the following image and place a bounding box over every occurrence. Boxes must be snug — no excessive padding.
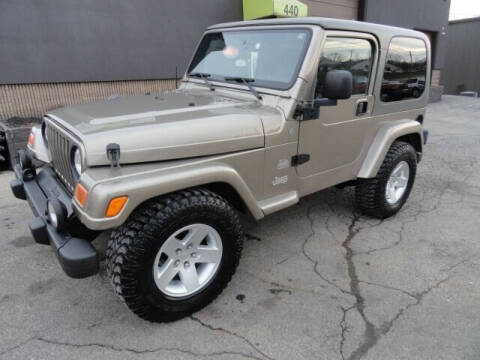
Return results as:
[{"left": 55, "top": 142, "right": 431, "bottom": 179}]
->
[
  {"left": 12, "top": 164, "right": 99, "bottom": 279},
  {"left": 10, "top": 179, "right": 26, "bottom": 200},
  {"left": 29, "top": 217, "right": 49, "bottom": 245},
  {"left": 28, "top": 216, "right": 99, "bottom": 278},
  {"left": 58, "top": 237, "right": 99, "bottom": 279}
]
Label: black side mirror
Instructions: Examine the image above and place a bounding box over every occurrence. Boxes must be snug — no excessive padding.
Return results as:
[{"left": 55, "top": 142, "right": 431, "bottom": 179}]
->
[
  {"left": 323, "top": 70, "right": 353, "bottom": 100},
  {"left": 294, "top": 70, "right": 353, "bottom": 121}
]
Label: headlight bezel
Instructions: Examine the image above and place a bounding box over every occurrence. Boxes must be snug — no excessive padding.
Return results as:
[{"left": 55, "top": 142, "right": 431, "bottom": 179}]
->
[
  {"left": 41, "top": 121, "right": 48, "bottom": 148},
  {"left": 71, "top": 146, "right": 83, "bottom": 178}
]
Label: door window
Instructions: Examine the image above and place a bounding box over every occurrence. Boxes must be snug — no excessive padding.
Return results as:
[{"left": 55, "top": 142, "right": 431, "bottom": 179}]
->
[{"left": 315, "top": 37, "right": 373, "bottom": 98}]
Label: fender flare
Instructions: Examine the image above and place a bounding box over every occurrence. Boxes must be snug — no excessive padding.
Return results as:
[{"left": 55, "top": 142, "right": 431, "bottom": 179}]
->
[
  {"left": 357, "top": 120, "right": 423, "bottom": 178},
  {"left": 75, "top": 162, "right": 264, "bottom": 230}
]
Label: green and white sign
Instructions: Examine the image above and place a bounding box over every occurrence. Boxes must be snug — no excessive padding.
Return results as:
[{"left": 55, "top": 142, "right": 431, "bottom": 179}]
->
[{"left": 243, "top": 0, "right": 308, "bottom": 21}]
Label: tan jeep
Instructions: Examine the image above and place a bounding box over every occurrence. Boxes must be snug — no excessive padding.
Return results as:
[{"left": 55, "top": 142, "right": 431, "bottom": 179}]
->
[{"left": 11, "top": 17, "right": 429, "bottom": 322}]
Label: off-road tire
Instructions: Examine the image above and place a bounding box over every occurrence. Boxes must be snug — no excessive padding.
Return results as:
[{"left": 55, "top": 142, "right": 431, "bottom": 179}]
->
[
  {"left": 355, "top": 141, "right": 417, "bottom": 219},
  {"left": 106, "top": 188, "right": 244, "bottom": 322}
]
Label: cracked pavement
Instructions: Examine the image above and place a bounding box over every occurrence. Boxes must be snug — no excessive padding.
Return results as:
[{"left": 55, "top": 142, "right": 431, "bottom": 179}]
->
[{"left": 1, "top": 95, "right": 480, "bottom": 359}]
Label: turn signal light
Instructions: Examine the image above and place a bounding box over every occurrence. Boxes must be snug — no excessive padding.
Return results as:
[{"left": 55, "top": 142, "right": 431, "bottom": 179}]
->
[
  {"left": 105, "top": 196, "right": 128, "bottom": 217},
  {"left": 28, "top": 132, "right": 35, "bottom": 146},
  {"left": 74, "top": 183, "right": 88, "bottom": 207}
]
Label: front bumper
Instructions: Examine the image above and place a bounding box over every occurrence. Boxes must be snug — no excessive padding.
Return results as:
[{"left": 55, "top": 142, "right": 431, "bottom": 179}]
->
[{"left": 10, "top": 163, "right": 99, "bottom": 278}]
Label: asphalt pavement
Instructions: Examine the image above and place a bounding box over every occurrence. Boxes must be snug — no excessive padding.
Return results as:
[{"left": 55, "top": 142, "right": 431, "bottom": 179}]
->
[{"left": 1, "top": 95, "right": 479, "bottom": 360}]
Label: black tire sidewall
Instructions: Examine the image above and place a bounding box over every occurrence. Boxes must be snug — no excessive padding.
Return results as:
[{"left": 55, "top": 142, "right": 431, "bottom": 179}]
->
[
  {"left": 379, "top": 147, "right": 416, "bottom": 214},
  {"left": 116, "top": 194, "right": 243, "bottom": 321}
]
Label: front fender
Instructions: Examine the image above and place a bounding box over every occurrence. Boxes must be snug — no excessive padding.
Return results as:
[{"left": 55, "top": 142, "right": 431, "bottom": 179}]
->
[
  {"left": 74, "top": 159, "right": 264, "bottom": 230},
  {"left": 357, "top": 120, "right": 423, "bottom": 178}
]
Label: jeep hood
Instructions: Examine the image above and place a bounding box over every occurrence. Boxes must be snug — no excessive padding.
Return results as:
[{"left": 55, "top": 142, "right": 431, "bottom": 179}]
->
[{"left": 47, "top": 91, "right": 266, "bottom": 167}]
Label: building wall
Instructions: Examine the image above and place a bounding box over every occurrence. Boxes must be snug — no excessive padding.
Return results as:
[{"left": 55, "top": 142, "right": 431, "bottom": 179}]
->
[
  {"left": 304, "top": 0, "right": 358, "bottom": 20},
  {"left": 442, "top": 18, "right": 480, "bottom": 94},
  {"left": 0, "top": 0, "right": 242, "bottom": 84},
  {"left": 0, "top": 0, "right": 242, "bottom": 120},
  {"left": 0, "top": 80, "right": 177, "bottom": 120}
]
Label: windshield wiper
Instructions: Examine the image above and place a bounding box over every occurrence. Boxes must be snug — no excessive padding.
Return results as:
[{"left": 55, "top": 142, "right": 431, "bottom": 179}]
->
[
  {"left": 188, "top": 72, "right": 215, "bottom": 92},
  {"left": 224, "top": 77, "right": 262, "bottom": 100}
]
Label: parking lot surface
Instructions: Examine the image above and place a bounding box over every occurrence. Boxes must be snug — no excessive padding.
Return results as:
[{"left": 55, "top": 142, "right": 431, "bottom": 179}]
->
[{"left": 1, "top": 95, "right": 479, "bottom": 360}]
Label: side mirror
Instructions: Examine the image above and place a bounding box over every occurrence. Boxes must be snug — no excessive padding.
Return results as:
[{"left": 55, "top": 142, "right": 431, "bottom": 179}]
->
[
  {"left": 323, "top": 70, "right": 353, "bottom": 100},
  {"left": 294, "top": 70, "right": 353, "bottom": 121}
]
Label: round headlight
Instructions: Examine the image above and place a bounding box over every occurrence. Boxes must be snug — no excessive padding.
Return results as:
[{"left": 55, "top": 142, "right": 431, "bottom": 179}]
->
[{"left": 72, "top": 147, "right": 83, "bottom": 177}]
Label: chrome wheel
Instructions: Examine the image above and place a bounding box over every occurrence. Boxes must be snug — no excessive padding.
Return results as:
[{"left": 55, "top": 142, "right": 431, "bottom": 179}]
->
[
  {"left": 153, "top": 224, "right": 223, "bottom": 298},
  {"left": 385, "top": 161, "right": 410, "bottom": 205}
]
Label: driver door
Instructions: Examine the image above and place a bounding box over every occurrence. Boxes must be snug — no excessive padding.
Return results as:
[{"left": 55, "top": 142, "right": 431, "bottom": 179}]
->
[{"left": 297, "top": 34, "right": 377, "bottom": 178}]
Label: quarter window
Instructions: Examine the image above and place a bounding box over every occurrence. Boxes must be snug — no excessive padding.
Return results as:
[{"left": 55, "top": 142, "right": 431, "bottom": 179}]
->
[
  {"left": 381, "top": 37, "right": 427, "bottom": 102},
  {"left": 315, "top": 37, "right": 373, "bottom": 98}
]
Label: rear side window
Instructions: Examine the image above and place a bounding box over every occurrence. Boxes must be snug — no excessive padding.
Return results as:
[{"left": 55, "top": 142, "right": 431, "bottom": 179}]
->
[
  {"left": 315, "top": 37, "right": 373, "bottom": 98},
  {"left": 381, "top": 37, "right": 427, "bottom": 102}
]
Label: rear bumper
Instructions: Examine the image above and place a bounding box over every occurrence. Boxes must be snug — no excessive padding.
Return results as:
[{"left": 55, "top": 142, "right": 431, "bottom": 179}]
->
[{"left": 10, "top": 164, "right": 99, "bottom": 278}]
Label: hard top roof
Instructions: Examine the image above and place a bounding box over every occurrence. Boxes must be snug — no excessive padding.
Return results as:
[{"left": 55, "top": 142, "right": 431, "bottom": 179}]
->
[{"left": 207, "top": 17, "right": 428, "bottom": 47}]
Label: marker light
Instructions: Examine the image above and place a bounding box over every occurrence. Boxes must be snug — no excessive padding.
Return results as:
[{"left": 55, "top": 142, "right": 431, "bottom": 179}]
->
[
  {"left": 28, "top": 132, "right": 35, "bottom": 146},
  {"left": 74, "top": 183, "right": 88, "bottom": 207},
  {"left": 105, "top": 196, "right": 128, "bottom": 217}
]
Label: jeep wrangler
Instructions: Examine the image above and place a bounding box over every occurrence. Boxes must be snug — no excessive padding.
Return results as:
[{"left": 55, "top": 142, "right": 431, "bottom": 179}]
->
[{"left": 11, "top": 17, "right": 429, "bottom": 322}]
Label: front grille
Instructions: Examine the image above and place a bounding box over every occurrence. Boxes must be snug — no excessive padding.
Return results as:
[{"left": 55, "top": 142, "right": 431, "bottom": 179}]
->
[{"left": 46, "top": 124, "right": 76, "bottom": 193}]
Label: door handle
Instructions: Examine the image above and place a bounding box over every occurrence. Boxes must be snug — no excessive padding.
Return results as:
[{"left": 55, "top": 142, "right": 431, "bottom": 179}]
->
[{"left": 356, "top": 100, "right": 368, "bottom": 116}]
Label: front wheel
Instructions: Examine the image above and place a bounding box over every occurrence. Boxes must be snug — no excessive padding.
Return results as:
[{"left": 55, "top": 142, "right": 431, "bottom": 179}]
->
[
  {"left": 106, "top": 189, "right": 244, "bottom": 322},
  {"left": 355, "top": 141, "right": 417, "bottom": 219}
]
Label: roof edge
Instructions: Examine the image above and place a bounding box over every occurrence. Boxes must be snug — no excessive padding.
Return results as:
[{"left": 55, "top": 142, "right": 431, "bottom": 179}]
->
[
  {"left": 206, "top": 16, "right": 427, "bottom": 39},
  {"left": 449, "top": 16, "right": 480, "bottom": 24}
]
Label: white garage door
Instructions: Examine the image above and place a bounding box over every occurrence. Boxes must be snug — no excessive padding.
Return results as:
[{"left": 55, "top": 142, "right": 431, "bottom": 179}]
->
[{"left": 303, "top": 0, "right": 359, "bottom": 20}]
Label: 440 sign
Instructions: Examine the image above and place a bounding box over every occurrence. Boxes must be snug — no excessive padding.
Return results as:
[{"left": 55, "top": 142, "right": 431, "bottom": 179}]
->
[
  {"left": 274, "top": 0, "right": 308, "bottom": 18},
  {"left": 284, "top": 3, "right": 299, "bottom": 16},
  {"left": 243, "top": 0, "right": 308, "bottom": 20}
]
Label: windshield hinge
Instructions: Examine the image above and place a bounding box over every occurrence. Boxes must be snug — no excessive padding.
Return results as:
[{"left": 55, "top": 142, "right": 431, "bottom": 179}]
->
[
  {"left": 291, "top": 154, "right": 310, "bottom": 167},
  {"left": 294, "top": 99, "right": 338, "bottom": 121}
]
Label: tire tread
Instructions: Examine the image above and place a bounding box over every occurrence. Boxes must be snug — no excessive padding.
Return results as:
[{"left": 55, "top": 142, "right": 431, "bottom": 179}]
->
[
  {"left": 355, "top": 141, "right": 416, "bottom": 219},
  {"left": 106, "top": 188, "right": 243, "bottom": 322}
]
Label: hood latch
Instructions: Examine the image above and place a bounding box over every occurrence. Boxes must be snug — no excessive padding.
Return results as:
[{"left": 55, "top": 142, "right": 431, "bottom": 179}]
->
[{"left": 106, "top": 143, "right": 121, "bottom": 168}]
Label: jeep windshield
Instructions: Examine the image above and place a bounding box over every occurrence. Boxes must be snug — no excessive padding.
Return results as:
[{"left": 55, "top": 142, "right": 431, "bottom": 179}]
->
[{"left": 188, "top": 28, "right": 312, "bottom": 90}]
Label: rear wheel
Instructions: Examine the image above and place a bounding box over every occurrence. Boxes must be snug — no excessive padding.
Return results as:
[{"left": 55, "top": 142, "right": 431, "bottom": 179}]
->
[
  {"left": 355, "top": 141, "right": 417, "bottom": 218},
  {"left": 106, "top": 189, "right": 244, "bottom": 322}
]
